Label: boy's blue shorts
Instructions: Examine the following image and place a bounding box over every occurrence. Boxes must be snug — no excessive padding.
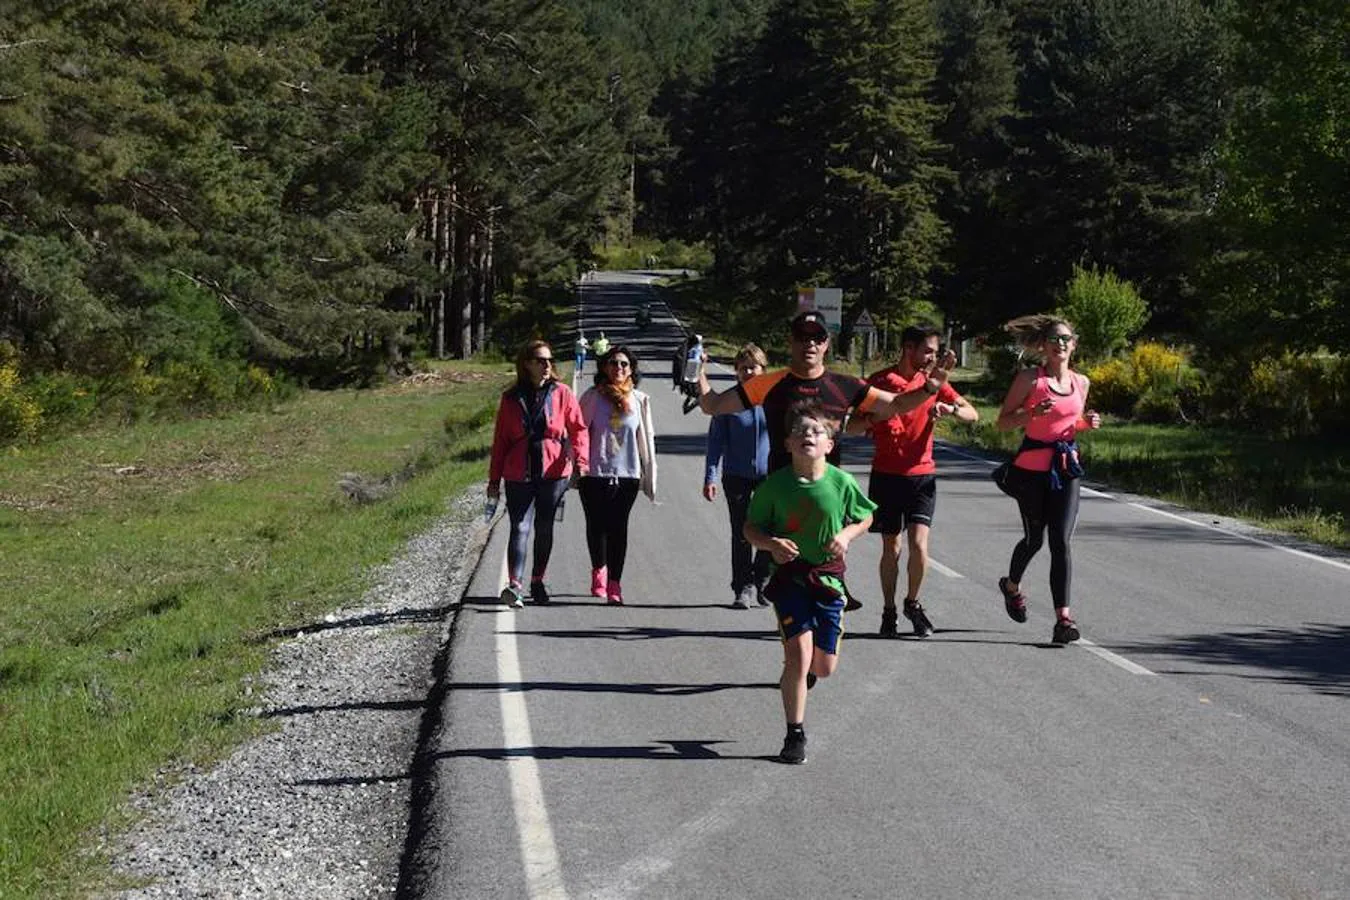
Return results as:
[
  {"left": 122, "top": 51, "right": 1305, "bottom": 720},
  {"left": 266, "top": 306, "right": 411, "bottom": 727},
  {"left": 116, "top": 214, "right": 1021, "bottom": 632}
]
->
[{"left": 770, "top": 580, "right": 846, "bottom": 655}]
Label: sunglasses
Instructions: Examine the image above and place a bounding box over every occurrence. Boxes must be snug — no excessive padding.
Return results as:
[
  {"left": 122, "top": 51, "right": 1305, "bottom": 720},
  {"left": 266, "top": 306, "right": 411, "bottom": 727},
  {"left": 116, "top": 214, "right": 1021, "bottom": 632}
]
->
[
  {"left": 1046, "top": 334, "right": 1076, "bottom": 346},
  {"left": 606, "top": 358, "right": 632, "bottom": 369},
  {"left": 792, "top": 331, "right": 828, "bottom": 345},
  {"left": 789, "top": 424, "right": 832, "bottom": 438},
  {"left": 531, "top": 356, "right": 554, "bottom": 365}
]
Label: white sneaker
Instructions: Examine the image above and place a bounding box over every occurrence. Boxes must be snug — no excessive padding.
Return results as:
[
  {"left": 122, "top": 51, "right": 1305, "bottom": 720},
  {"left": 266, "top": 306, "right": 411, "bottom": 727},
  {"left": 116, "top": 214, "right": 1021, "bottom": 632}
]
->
[
  {"left": 500, "top": 585, "right": 525, "bottom": 609},
  {"left": 732, "top": 587, "right": 751, "bottom": 609}
]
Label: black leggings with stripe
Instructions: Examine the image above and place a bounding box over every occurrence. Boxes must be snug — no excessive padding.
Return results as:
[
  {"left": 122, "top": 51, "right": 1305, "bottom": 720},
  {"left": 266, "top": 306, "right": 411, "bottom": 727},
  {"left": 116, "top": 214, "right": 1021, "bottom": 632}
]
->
[{"left": 1008, "top": 475, "right": 1081, "bottom": 610}]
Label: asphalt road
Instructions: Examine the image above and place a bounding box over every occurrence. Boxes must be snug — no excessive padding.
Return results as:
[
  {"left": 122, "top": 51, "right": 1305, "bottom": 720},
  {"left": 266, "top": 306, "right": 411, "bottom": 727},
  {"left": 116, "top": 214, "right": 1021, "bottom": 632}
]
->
[{"left": 410, "top": 272, "right": 1350, "bottom": 900}]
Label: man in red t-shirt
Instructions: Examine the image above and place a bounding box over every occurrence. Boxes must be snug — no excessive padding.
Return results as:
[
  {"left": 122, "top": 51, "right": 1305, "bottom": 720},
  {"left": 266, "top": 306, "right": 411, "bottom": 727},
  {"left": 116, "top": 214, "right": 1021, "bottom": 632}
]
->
[{"left": 850, "top": 324, "right": 978, "bottom": 637}]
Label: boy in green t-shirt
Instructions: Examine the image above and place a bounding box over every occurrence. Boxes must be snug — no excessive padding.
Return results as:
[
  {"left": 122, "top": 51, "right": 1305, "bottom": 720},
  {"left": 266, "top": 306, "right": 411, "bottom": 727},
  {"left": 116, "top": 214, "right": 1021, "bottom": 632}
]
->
[{"left": 745, "top": 400, "right": 876, "bottom": 764}]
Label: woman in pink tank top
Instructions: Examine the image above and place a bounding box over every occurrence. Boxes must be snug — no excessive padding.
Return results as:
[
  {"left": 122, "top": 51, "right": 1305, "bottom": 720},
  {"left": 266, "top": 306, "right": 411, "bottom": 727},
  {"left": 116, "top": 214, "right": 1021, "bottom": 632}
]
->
[{"left": 993, "top": 315, "right": 1101, "bottom": 644}]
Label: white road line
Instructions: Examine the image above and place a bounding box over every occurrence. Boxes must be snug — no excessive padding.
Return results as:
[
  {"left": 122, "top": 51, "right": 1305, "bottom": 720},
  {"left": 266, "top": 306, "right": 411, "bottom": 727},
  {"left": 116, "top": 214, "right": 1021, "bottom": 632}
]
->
[
  {"left": 1120, "top": 499, "right": 1350, "bottom": 574},
  {"left": 496, "top": 555, "right": 569, "bottom": 900},
  {"left": 928, "top": 558, "right": 965, "bottom": 579},
  {"left": 937, "top": 442, "right": 1350, "bottom": 574},
  {"left": 1077, "top": 638, "right": 1157, "bottom": 675}
]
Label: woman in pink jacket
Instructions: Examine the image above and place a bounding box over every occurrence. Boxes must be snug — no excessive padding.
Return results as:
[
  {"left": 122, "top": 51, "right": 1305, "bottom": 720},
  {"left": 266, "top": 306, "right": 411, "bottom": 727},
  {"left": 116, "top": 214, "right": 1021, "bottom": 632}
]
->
[{"left": 488, "top": 340, "right": 590, "bottom": 607}]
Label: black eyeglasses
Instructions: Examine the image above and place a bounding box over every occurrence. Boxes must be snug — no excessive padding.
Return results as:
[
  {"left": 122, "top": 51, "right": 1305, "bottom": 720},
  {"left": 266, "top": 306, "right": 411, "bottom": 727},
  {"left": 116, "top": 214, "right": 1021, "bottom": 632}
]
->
[
  {"left": 531, "top": 356, "right": 554, "bottom": 365},
  {"left": 793, "top": 331, "right": 828, "bottom": 345},
  {"left": 789, "top": 424, "right": 831, "bottom": 438},
  {"left": 1046, "top": 334, "right": 1076, "bottom": 346}
]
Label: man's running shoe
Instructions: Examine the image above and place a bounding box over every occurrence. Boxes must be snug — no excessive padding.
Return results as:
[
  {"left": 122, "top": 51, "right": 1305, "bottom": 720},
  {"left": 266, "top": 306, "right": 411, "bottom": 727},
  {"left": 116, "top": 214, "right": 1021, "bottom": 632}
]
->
[
  {"left": 755, "top": 583, "right": 770, "bottom": 607},
  {"left": 732, "top": 587, "right": 751, "bottom": 609},
  {"left": 1052, "top": 617, "right": 1080, "bottom": 645},
  {"left": 903, "top": 600, "right": 934, "bottom": 638},
  {"left": 530, "top": 581, "right": 551, "bottom": 605},
  {"left": 500, "top": 584, "right": 525, "bottom": 609},
  {"left": 998, "top": 577, "right": 1028, "bottom": 623},
  {"left": 844, "top": 590, "right": 863, "bottom": 612},
  {"left": 806, "top": 673, "right": 817, "bottom": 690},
  {"left": 778, "top": 730, "right": 807, "bottom": 765},
  {"left": 879, "top": 606, "right": 899, "bottom": 637}
]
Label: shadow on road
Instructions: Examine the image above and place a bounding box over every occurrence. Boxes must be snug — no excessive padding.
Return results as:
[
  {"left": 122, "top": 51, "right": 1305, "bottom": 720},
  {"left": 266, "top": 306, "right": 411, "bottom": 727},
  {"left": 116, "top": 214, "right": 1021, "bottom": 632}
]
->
[
  {"left": 506, "top": 626, "right": 780, "bottom": 642},
  {"left": 439, "top": 739, "right": 770, "bottom": 762},
  {"left": 1115, "top": 623, "right": 1350, "bottom": 697},
  {"left": 449, "top": 680, "right": 777, "bottom": 696}
]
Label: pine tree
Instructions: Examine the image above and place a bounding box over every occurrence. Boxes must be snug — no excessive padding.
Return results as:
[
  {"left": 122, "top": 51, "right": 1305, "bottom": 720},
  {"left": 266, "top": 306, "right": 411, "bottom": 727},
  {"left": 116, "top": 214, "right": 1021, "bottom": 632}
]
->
[{"left": 1205, "top": 0, "right": 1350, "bottom": 354}]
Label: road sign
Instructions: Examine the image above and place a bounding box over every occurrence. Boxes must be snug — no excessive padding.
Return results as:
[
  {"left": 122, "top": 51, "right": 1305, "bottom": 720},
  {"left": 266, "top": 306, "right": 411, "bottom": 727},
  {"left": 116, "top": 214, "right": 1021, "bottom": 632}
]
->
[
  {"left": 797, "top": 287, "right": 843, "bottom": 333},
  {"left": 854, "top": 309, "right": 875, "bottom": 334}
]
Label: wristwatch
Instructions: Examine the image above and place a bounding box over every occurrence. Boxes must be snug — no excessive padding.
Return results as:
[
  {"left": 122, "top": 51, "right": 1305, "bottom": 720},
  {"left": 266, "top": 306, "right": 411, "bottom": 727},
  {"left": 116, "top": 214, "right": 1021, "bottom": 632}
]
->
[{"left": 924, "top": 379, "right": 940, "bottom": 395}]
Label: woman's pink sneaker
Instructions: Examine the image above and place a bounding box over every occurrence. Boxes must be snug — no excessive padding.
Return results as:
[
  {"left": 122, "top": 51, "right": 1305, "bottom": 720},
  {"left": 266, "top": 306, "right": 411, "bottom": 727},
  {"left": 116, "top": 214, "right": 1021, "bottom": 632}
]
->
[
  {"left": 606, "top": 580, "right": 623, "bottom": 605},
  {"left": 590, "top": 566, "right": 608, "bottom": 598}
]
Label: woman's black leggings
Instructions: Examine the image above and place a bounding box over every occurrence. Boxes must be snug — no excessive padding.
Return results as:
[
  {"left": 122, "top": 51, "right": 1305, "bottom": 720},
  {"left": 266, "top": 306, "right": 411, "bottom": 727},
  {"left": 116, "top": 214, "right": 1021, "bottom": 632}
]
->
[
  {"left": 1008, "top": 476, "right": 1081, "bottom": 609},
  {"left": 578, "top": 476, "right": 640, "bottom": 582},
  {"left": 504, "top": 478, "right": 569, "bottom": 584}
]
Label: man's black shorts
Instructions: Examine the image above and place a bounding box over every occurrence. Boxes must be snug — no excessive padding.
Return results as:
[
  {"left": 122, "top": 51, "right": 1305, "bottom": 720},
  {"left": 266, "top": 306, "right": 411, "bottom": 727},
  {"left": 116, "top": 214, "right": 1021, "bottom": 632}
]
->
[{"left": 867, "top": 472, "right": 936, "bottom": 534}]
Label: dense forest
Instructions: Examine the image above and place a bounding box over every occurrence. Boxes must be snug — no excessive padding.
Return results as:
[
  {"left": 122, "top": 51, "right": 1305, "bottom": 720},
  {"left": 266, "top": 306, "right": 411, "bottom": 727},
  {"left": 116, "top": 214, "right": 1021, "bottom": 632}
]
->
[{"left": 1, "top": 0, "right": 1347, "bottom": 439}]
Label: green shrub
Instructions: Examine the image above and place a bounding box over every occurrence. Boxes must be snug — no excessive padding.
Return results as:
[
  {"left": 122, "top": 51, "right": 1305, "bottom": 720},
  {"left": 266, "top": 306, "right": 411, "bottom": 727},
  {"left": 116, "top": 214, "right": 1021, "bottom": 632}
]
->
[
  {"left": 0, "top": 364, "right": 43, "bottom": 444},
  {"left": 1133, "top": 389, "right": 1184, "bottom": 424},
  {"left": 1086, "top": 342, "right": 1194, "bottom": 420},
  {"left": 24, "top": 372, "right": 100, "bottom": 430},
  {"left": 1084, "top": 358, "right": 1138, "bottom": 416},
  {"left": 1224, "top": 352, "right": 1349, "bottom": 437},
  {"left": 1057, "top": 264, "right": 1149, "bottom": 363}
]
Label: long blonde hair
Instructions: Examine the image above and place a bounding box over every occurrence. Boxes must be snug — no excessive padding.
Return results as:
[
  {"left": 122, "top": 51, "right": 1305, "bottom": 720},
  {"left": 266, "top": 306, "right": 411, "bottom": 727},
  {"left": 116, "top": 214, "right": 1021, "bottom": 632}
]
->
[{"left": 1003, "top": 314, "right": 1074, "bottom": 364}]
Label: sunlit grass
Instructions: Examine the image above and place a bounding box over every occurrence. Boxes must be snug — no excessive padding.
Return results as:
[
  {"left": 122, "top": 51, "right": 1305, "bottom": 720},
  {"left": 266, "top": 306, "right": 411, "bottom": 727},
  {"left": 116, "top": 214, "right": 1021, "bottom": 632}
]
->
[{"left": 0, "top": 361, "right": 511, "bottom": 898}]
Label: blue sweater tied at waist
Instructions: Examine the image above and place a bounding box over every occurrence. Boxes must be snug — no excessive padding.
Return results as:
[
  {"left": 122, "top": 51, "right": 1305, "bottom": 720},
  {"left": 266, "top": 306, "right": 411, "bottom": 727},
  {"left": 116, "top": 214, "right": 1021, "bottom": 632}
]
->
[{"left": 1018, "top": 436, "right": 1084, "bottom": 490}]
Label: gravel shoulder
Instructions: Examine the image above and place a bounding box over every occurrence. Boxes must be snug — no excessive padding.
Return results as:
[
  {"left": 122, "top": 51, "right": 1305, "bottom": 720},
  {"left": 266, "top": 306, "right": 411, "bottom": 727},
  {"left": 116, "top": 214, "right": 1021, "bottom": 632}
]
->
[{"left": 98, "top": 490, "right": 489, "bottom": 899}]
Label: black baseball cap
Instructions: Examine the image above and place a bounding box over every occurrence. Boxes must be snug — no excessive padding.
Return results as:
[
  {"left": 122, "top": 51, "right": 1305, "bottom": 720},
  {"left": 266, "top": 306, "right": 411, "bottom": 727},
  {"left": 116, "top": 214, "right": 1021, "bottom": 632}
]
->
[{"left": 790, "top": 310, "right": 829, "bottom": 338}]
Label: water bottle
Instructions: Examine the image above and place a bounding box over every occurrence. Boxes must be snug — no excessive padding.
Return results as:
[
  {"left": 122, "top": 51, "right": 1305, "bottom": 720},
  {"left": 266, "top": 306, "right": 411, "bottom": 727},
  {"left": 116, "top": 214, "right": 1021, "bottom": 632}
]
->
[
  {"left": 483, "top": 496, "right": 498, "bottom": 523},
  {"left": 682, "top": 335, "right": 703, "bottom": 384},
  {"left": 554, "top": 492, "right": 566, "bottom": 522}
]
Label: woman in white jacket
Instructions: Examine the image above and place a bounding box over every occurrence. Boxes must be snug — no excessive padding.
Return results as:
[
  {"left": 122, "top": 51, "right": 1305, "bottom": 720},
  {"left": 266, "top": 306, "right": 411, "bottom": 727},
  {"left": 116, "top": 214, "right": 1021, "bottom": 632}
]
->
[{"left": 579, "top": 345, "right": 657, "bottom": 605}]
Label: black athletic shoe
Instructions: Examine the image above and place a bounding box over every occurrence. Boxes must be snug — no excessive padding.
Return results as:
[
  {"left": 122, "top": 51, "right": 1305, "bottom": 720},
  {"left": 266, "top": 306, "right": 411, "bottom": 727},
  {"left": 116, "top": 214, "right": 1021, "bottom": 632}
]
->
[
  {"left": 879, "top": 606, "right": 899, "bottom": 637},
  {"left": 806, "top": 673, "right": 818, "bottom": 691},
  {"left": 903, "top": 600, "right": 934, "bottom": 638},
  {"left": 779, "top": 730, "right": 807, "bottom": 765},
  {"left": 1052, "top": 617, "right": 1080, "bottom": 645},
  {"left": 998, "top": 577, "right": 1028, "bottom": 623},
  {"left": 530, "top": 581, "right": 551, "bottom": 605},
  {"left": 844, "top": 591, "right": 863, "bottom": 612}
]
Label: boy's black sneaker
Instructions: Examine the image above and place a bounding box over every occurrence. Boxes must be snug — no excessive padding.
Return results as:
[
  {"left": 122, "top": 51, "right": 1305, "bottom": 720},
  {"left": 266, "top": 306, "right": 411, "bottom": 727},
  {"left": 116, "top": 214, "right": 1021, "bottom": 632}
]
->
[
  {"left": 1052, "top": 617, "right": 1080, "bottom": 644},
  {"left": 806, "top": 673, "right": 817, "bottom": 690},
  {"left": 530, "top": 582, "right": 551, "bottom": 605},
  {"left": 779, "top": 730, "right": 807, "bottom": 765},
  {"left": 903, "top": 600, "right": 934, "bottom": 638},
  {"left": 879, "top": 606, "right": 899, "bottom": 637}
]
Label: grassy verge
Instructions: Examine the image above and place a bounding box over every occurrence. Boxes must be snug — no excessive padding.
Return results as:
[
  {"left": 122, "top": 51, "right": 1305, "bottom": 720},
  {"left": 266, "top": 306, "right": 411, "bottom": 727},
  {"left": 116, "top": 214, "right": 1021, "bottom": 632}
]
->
[
  {"left": 0, "top": 361, "right": 512, "bottom": 898},
  {"left": 940, "top": 378, "right": 1350, "bottom": 550}
]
